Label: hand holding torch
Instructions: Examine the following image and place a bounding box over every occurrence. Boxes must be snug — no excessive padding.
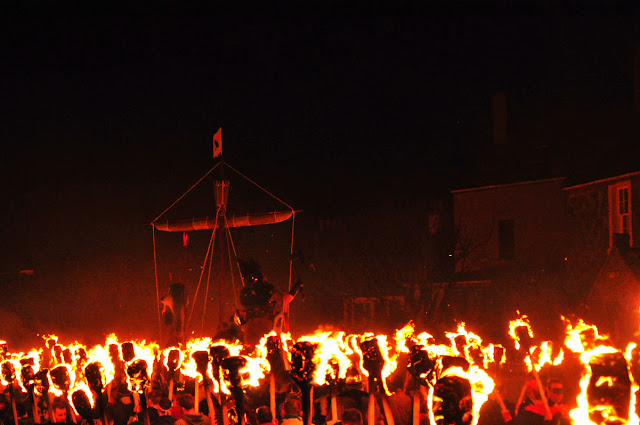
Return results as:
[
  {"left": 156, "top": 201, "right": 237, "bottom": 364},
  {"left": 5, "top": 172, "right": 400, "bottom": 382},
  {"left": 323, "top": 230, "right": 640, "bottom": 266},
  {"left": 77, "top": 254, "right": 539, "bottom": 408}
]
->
[
  {"left": 210, "top": 345, "right": 230, "bottom": 403},
  {"left": 359, "top": 338, "right": 394, "bottom": 425},
  {"left": 85, "top": 362, "right": 109, "bottom": 425},
  {"left": 289, "top": 341, "right": 317, "bottom": 425},
  {"left": 71, "top": 390, "right": 96, "bottom": 423},
  {"left": 35, "top": 369, "right": 54, "bottom": 423},
  {"left": 50, "top": 365, "right": 77, "bottom": 423},
  {"left": 325, "top": 360, "right": 340, "bottom": 424},
  {"left": 166, "top": 349, "right": 181, "bottom": 401},
  {"left": 3, "top": 361, "right": 20, "bottom": 425},
  {"left": 221, "top": 356, "right": 247, "bottom": 425},
  {"left": 20, "top": 358, "right": 40, "bottom": 424},
  {"left": 407, "top": 345, "right": 435, "bottom": 425},
  {"left": 192, "top": 350, "right": 215, "bottom": 418},
  {"left": 126, "top": 359, "right": 150, "bottom": 425},
  {"left": 266, "top": 335, "right": 282, "bottom": 422}
]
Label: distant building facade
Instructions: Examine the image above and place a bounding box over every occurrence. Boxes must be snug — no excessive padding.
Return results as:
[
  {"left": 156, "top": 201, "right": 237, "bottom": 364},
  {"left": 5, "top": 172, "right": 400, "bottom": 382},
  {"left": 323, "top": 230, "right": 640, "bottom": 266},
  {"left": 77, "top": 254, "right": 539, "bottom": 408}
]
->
[{"left": 448, "top": 171, "right": 640, "bottom": 343}]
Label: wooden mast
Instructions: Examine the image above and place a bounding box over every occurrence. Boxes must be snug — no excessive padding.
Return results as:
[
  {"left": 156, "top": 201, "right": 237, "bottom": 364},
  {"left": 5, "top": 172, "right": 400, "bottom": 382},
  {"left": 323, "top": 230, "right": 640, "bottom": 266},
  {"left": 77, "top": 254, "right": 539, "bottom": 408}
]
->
[{"left": 213, "top": 158, "right": 229, "bottom": 332}]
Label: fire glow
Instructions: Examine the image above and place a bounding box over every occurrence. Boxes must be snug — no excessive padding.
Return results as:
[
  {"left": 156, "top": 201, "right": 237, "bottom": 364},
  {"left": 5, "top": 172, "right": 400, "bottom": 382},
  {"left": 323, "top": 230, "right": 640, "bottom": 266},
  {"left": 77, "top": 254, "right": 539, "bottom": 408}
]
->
[{"left": 4, "top": 315, "right": 640, "bottom": 425}]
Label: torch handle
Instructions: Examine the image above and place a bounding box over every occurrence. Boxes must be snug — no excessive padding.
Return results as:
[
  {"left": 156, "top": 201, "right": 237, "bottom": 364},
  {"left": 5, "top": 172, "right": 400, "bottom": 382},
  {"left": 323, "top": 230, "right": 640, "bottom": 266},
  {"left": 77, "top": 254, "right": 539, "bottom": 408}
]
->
[
  {"left": 331, "top": 393, "right": 338, "bottom": 423},
  {"left": 205, "top": 392, "right": 216, "bottom": 425},
  {"left": 368, "top": 393, "right": 375, "bottom": 425},
  {"left": 307, "top": 386, "right": 314, "bottom": 425},
  {"left": 412, "top": 392, "right": 420, "bottom": 425},
  {"left": 46, "top": 392, "right": 56, "bottom": 423},
  {"left": 532, "top": 370, "right": 552, "bottom": 419},
  {"left": 32, "top": 393, "right": 41, "bottom": 424},
  {"left": 514, "top": 382, "right": 527, "bottom": 415},
  {"left": 106, "top": 382, "right": 114, "bottom": 404},
  {"left": 9, "top": 385, "right": 18, "bottom": 425},
  {"left": 494, "top": 390, "right": 508, "bottom": 412},
  {"left": 222, "top": 394, "right": 229, "bottom": 425},
  {"left": 95, "top": 389, "right": 109, "bottom": 425},
  {"left": 195, "top": 379, "right": 200, "bottom": 413},
  {"left": 64, "top": 391, "right": 78, "bottom": 423},
  {"left": 168, "top": 379, "right": 174, "bottom": 401},
  {"left": 381, "top": 396, "right": 395, "bottom": 425},
  {"left": 269, "top": 373, "right": 276, "bottom": 422},
  {"left": 133, "top": 391, "right": 141, "bottom": 415}
]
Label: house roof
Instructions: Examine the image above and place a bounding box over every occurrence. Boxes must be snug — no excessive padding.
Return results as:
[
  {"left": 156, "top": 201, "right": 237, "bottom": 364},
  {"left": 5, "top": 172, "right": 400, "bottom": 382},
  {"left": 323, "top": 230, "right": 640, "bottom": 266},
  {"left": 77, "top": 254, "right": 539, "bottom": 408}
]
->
[
  {"left": 450, "top": 177, "right": 566, "bottom": 195},
  {"left": 563, "top": 171, "right": 640, "bottom": 191}
]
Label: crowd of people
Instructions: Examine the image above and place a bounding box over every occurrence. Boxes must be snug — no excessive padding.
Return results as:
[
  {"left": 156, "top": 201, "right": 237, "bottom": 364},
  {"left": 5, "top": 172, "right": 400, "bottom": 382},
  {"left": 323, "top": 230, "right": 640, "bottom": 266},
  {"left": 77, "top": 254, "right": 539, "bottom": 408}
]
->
[{"left": 0, "top": 362, "right": 574, "bottom": 425}]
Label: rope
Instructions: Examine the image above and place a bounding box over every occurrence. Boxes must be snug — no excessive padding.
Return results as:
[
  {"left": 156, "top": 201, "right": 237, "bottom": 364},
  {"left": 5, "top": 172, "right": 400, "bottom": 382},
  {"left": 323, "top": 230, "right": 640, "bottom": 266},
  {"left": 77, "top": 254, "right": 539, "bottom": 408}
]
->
[
  {"left": 186, "top": 211, "right": 218, "bottom": 333},
  {"left": 288, "top": 211, "right": 296, "bottom": 292},
  {"left": 225, "top": 162, "right": 297, "bottom": 297},
  {"left": 225, "top": 162, "right": 294, "bottom": 211},
  {"left": 201, "top": 233, "right": 215, "bottom": 335},
  {"left": 152, "top": 226, "right": 162, "bottom": 338},
  {"left": 151, "top": 162, "right": 220, "bottom": 224}
]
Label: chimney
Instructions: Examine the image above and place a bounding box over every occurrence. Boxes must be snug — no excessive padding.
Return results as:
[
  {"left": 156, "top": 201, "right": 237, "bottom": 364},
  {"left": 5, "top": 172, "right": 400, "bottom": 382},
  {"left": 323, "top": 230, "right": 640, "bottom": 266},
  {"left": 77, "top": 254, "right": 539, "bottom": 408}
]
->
[{"left": 491, "top": 91, "right": 508, "bottom": 144}]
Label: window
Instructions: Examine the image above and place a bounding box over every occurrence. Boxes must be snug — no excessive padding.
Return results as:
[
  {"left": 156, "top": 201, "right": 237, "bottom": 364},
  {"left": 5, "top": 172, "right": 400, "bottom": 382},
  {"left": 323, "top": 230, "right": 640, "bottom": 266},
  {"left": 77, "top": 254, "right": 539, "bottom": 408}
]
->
[
  {"left": 498, "top": 219, "right": 515, "bottom": 260},
  {"left": 609, "top": 181, "right": 633, "bottom": 248},
  {"left": 619, "top": 186, "right": 630, "bottom": 234}
]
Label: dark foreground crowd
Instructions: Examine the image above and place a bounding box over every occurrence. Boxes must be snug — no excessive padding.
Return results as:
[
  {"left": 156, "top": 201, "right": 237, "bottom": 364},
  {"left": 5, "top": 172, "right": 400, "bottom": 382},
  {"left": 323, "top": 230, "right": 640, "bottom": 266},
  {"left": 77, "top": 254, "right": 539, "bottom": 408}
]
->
[{"left": 0, "top": 368, "right": 573, "bottom": 425}]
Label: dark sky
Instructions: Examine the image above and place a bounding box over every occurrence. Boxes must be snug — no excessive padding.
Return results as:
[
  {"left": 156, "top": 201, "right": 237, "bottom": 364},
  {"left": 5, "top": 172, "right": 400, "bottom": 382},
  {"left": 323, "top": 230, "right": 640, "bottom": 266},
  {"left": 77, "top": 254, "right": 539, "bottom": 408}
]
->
[{"left": 0, "top": 7, "right": 637, "bottom": 347}]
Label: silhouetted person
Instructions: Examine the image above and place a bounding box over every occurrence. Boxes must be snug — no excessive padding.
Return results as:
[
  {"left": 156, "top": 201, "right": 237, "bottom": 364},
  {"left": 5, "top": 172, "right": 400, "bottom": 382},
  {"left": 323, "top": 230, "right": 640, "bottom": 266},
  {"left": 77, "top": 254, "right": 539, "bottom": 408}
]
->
[{"left": 174, "top": 394, "right": 210, "bottom": 425}]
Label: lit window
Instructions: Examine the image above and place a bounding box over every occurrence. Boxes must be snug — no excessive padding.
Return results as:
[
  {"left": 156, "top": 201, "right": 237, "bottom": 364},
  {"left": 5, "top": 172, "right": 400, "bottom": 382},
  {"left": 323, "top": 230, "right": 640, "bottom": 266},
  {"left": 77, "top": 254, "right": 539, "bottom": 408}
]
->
[{"left": 609, "top": 181, "right": 633, "bottom": 247}]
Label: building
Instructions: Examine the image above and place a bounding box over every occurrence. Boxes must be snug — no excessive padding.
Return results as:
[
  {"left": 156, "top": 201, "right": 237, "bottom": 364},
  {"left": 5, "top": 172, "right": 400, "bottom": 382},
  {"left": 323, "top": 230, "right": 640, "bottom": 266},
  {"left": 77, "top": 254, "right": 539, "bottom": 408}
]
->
[{"left": 448, "top": 171, "right": 640, "bottom": 343}]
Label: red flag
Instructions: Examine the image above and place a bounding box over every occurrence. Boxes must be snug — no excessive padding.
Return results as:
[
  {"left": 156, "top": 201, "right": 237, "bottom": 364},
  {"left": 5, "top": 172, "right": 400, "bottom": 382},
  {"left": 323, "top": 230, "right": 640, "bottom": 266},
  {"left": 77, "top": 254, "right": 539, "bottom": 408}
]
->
[{"left": 213, "top": 127, "right": 222, "bottom": 158}]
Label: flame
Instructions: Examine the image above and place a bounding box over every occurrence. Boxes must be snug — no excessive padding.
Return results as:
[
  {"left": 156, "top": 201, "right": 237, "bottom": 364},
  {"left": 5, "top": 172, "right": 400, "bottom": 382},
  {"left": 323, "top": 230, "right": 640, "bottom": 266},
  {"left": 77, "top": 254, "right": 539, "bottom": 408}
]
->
[
  {"left": 444, "top": 322, "right": 501, "bottom": 369},
  {"left": 569, "top": 344, "right": 620, "bottom": 424},
  {"left": 625, "top": 343, "right": 640, "bottom": 425},
  {"left": 563, "top": 317, "right": 609, "bottom": 353},
  {"left": 524, "top": 341, "right": 564, "bottom": 372},
  {"left": 18, "top": 312, "right": 640, "bottom": 425},
  {"left": 182, "top": 337, "right": 215, "bottom": 379},
  {"left": 440, "top": 365, "right": 495, "bottom": 425},
  {"left": 239, "top": 354, "right": 269, "bottom": 388},
  {"left": 298, "top": 331, "right": 353, "bottom": 386},
  {"left": 394, "top": 322, "right": 415, "bottom": 354},
  {"left": 508, "top": 313, "right": 534, "bottom": 350}
]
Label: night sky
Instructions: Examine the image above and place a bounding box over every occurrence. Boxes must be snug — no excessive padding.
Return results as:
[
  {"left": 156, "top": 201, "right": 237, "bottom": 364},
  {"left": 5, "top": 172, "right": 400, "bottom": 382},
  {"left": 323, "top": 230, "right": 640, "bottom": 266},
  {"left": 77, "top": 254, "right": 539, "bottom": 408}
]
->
[{"left": 1, "top": 6, "right": 638, "bottom": 348}]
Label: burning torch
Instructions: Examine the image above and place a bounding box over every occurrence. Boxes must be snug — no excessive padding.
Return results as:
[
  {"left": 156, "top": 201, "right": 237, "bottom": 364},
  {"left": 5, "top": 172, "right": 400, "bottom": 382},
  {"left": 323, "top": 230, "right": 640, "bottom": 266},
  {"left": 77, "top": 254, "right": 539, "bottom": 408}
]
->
[
  {"left": 85, "top": 362, "right": 108, "bottom": 425},
  {"left": 2, "top": 360, "right": 20, "bottom": 425},
  {"left": 513, "top": 325, "right": 552, "bottom": 420},
  {"left": 0, "top": 341, "right": 8, "bottom": 361},
  {"left": 289, "top": 341, "right": 317, "bottom": 425},
  {"left": 126, "top": 359, "right": 151, "bottom": 425},
  {"left": 192, "top": 350, "right": 216, "bottom": 420},
  {"left": 166, "top": 349, "right": 181, "bottom": 401},
  {"left": 71, "top": 390, "right": 95, "bottom": 424},
  {"left": 359, "top": 338, "right": 395, "bottom": 425},
  {"left": 50, "top": 365, "right": 78, "bottom": 423},
  {"left": 74, "top": 348, "right": 88, "bottom": 384},
  {"left": 210, "top": 345, "right": 231, "bottom": 400},
  {"left": 221, "top": 356, "right": 247, "bottom": 425},
  {"left": 35, "top": 369, "right": 54, "bottom": 423},
  {"left": 20, "top": 357, "right": 40, "bottom": 424},
  {"left": 407, "top": 345, "right": 435, "bottom": 425},
  {"left": 325, "top": 359, "right": 341, "bottom": 424},
  {"left": 265, "top": 335, "right": 283, "bottom": 422}
]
